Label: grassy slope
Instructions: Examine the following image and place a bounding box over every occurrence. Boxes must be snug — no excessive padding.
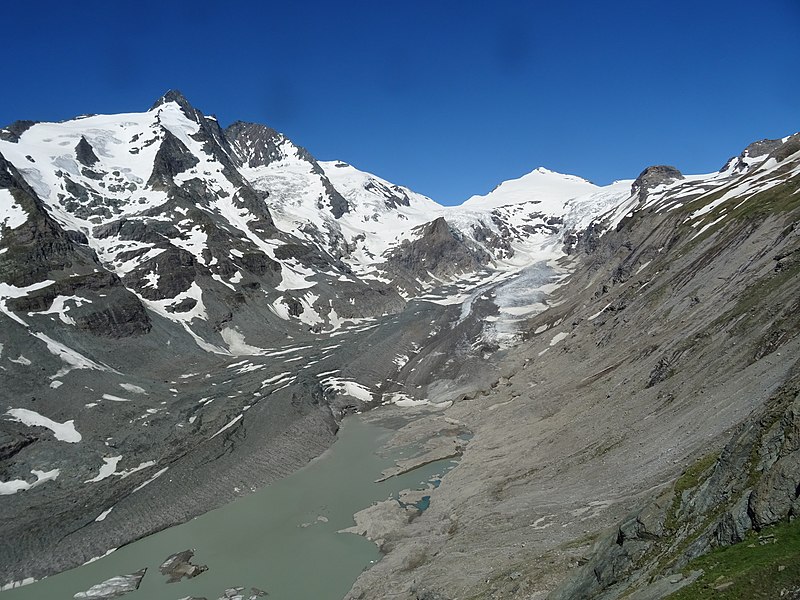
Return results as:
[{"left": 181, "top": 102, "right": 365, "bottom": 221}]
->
[{"left": 667, "top": 518, "right": 800, "bottom": 599}]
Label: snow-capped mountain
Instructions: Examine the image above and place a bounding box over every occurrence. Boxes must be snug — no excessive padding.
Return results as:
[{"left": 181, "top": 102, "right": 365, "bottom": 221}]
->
[
  {"left": 0, "top": 92, "right": 635, "bottom": 582},
  {"left": 463, "top": 166, "right": 598, "bottom": 210},
  {"left": 0, "top": 90, "right": 637, "bottom": 348},
  {"left": 1, "top": 90, "right": 798, "bottom": 589}
]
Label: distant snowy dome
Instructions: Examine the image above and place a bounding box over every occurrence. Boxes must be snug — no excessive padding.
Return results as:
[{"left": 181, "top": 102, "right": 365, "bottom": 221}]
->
[{"left": 461, "top": 167, "right": 597, "bottom": 211}]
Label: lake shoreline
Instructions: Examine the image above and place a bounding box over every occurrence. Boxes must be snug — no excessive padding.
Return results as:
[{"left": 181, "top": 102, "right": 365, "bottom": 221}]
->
[{"left": 1, "top": 405, "right": 461, "bottom": 600}]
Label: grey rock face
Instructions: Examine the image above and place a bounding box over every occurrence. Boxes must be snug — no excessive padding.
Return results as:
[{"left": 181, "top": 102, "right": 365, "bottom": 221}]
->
[
  {"left": 564, "top": 221, "right": 603, "bottom": 255},
  {"left": 124, "top": 247, "right": 198, "bottom": 301},
  {"left": 75, "top": 136, "right": 99, "bottom": 166},
  {"left": 551, "top": 370, "right": 800, "bottom": 600},
  {"left": 0, "top": 154, "right": 153, "bottom": 337},
  {"left": 0, "top": 429, "right": 37, "bottom": 462},
  {"left": 0, "top": 153, "right": 77, "bottom": 286},
  {"left": 645, "top": 352, "right": 680, "bottom": 388},
  {"left": 226, "top": 121, "right": 292, "bottom": 169},
  {"left": 769, "top": 132, "right": 800, "bottom": 163},
  {"left": 471, "top": 221, "right": 513, "bottom": 259},
  {"left": 238, "top": 250, "right": 281, "bottom": 277},
  {"left": 720, "top": 136, "right": 787, "bottom": 173},
  {"left": 147, "top": 128, "right": 199, "bottom": 189},
  {"left": 747, "top": 391, "right": 800, "bottom": 528},
  {"left": 226, "top": 119, "right": 313, "bottom": 172},
  {"left": 743, "top": 137, "right": 785, "bottom": 159},
  {"left": 0, "top": 120, "right": 37, "bottom": 143},
  {"left": 8, "top": 271, "right": 151, "bottom": 337},
  {"left": 226, "top": 120, "right": 350, "bottom": 218},
  {"left": 631, "top": 165, "right": 684, "bottom": 199},
  {"left": 93, "top": 217, "right": 175, "bottom": 246},
  {"left": 361, "top": 176, "right": 412, "bottom": 210},
  {"left": 385, "top": 217, "right": 491, "bottom": 287},
  {"left": 321, "top": 175, "right": 350, "bottom": 218},
  {"left": 714, "top": 493, "right": 752, "bottom": 545}
]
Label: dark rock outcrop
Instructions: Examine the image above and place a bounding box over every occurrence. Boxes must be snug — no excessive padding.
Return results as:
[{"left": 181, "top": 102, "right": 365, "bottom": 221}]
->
[
  {"left": 720, "top": 136, "right": 788, "bottom": 173},
  {"left": 321, "top": 175, "right": 350, "bottom": 218},
  {"left": 769, "top": 132, "right": 800, "bottom": 163},
  {"left": 631, "top": 165, "right": 684, "bottom": 200},
  {"left": 7, "top": 271, "right": 151, "bottom": 337},
  {"left": 75, "top": 136, "right": 99, "bottom": 166},
  {"left": 0, "top": 153, "right": 85, "bottom": 286},
  {"left": 147, "top": 129, "right": 200, "bottom": 189},
  {"left": 385, "top": 217, "right": 491, "bottom": 286},
  {"left": 226, "top": 121, "right": 292, "bottom": 169},
  {"left": 159, "top": 549, "right": 208, "bottom": 583},
  {"left": 226, "top": 120, "right": 350, "bottom": 218},
  {"left": 0, "top": 120, "right": 37, "bottom": 143},
  {"left": 124, "top": 247, "right": 197, "bottom": 301},
  {"left": 0, "top": 152, "right": 152, "bottom": 337},
  {"left": 743, "top": 137, "right": 785, "bottom": 160},
  {"left": 362, "top": 177, "right": 412, "bottom": 210}
]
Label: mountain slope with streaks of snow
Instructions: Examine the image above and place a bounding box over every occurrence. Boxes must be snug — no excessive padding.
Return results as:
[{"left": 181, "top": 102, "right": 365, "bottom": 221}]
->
[{"left": 1, "top": 91, "right": 797, "bottom": 593}]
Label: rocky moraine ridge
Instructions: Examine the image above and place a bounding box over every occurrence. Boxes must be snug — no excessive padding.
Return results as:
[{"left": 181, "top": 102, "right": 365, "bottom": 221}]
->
[{"left": 0, "top": 92, "right": 798, "bottom": 599}]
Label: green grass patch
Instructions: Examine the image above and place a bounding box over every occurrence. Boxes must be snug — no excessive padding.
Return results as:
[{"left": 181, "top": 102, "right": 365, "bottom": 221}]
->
[
  {"left": 649, "top": 452, "right": 722, "bottom": 577},
  {"left": 666, "top": 518, "right": 800, "bottom": 599},
  {"left": 675, "top": 454, "right": 719, "bottom": 496},
  {"left": 663, "top": 452, "right": 718, "bottom": 534},
  {"left": 727, "top": 174, "right": 800, "bottom": 221},
  {"left": 677, "top": 169, "right": 800, "bottom": 228}
]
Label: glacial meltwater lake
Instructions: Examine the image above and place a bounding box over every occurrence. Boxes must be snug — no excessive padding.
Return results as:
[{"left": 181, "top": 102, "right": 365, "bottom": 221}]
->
[{"left": 2, "top": 415, "right": 454, "bottom": 600}]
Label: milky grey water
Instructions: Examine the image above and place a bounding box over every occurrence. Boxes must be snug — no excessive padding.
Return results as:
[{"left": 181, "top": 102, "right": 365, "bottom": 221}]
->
[{"left": 2, "top": 415, "right": 453, "bottom": 600}]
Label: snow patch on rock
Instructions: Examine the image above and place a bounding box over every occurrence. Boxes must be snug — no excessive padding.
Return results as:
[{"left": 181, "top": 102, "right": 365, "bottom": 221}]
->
[{"left": 5, "top": 408, "right": 81, "bottom": 442}]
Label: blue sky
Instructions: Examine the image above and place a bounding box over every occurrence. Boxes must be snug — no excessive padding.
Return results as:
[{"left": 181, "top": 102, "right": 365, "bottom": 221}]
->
[{"left": 1, "top": 0, "right": 798, "bottom": 205}]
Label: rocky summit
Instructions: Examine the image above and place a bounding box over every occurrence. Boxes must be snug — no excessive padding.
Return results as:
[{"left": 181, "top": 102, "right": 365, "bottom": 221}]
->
[{"left": 0, "top": 91, "right": 798, "bottom": 599}]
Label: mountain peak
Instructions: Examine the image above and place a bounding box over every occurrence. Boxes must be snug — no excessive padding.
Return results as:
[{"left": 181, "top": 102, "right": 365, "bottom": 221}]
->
[
  {"left": 150, "top": 89, "right": 195, "bottom": 114},
  {"left": 631, "top": 165, "right": 684, "bottom": 198},
  {"left": 527, "top": 166, "right": 593, "bottom": 183},
  {"left": 462, "top": 166, "right": 597, "bottom": 210}
]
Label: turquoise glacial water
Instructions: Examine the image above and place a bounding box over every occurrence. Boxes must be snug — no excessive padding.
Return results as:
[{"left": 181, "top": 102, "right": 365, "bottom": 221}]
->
[{"left": 2, "top": 415, "right": 454, "bottom": 600}]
